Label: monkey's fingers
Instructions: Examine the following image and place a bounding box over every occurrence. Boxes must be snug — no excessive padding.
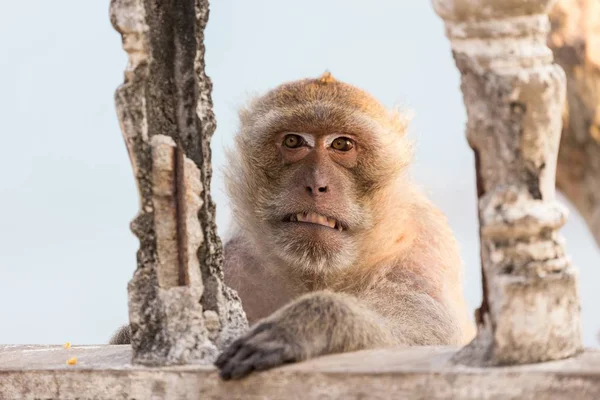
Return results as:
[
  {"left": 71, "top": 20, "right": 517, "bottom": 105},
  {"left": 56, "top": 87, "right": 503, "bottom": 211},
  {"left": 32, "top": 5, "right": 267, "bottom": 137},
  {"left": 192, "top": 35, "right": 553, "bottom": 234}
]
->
[
  {"left": 214, "top": 337, "right": 245, "bottom": 368},
  {"left": 219, "top": 347, "right": 295, "bottom": 380},
  {"left": 251, "top": 348, "right": 296, "bottom": 371},
  {"left": 217, "top": 332, "right": 268, "bottom": 380},
  {"left": 217, "top": 324, "right": 302, "bottom": 380},
  {"left": 221, "top": 358, "right": 254, "bottom": 380},
  {"left": 215, "top": 321, "right": 280, "bottom": 368},
  {"left": 218, "top": 341, "right": 259, "bottom": 380},
  {"left": 219, "top": 348, "right": 259, "bottom": 380}
]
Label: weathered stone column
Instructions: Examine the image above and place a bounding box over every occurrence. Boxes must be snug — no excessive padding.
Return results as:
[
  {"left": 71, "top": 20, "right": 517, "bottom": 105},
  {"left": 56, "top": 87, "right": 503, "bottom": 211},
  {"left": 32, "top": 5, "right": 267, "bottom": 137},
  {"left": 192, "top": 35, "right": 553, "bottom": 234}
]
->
[
  {"left": 109, "top": 0, "right": 247, "bottom": 365},
  {"left": 432, "top": 0, "right": 583, "bottom": 365}
]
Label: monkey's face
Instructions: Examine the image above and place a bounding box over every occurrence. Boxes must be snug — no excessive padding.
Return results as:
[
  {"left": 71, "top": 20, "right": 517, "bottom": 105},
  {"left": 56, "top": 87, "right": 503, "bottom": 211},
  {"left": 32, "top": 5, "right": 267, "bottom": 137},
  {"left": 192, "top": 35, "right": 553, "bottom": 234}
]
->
[
  {"left": 225, "top": 75, "right": 411, "bottom": 275},
  {"left": 263, "top": 131, "right": 368, "bottom": 274}
]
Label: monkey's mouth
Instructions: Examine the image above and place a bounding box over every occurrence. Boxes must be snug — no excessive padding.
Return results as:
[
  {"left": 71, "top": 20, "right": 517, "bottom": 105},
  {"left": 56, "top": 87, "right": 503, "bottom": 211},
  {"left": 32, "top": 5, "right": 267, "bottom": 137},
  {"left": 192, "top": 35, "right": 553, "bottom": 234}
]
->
[{"left": 284, "top": 211, "right": 345, "bottom": 232}]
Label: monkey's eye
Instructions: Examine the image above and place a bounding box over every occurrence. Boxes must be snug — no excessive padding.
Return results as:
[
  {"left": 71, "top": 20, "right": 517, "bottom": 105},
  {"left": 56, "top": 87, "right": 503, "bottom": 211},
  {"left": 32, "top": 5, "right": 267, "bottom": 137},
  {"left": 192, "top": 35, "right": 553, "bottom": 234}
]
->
[
  {"left": 283, "top": 134, "right": 304, "bottom": 149},
  {"left": 331, "top": 137, "right": 354, "bottom": 152}
]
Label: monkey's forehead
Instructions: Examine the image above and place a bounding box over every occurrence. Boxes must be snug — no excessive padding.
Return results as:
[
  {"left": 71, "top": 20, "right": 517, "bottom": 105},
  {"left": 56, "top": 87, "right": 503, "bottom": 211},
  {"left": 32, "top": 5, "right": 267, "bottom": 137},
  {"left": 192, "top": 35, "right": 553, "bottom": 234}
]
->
[
  {"left": 255, "top": 76, "right": 389, "bottom": 119},
  {"left": 239, "top": 74, "right": 409, "bottom": 138}
]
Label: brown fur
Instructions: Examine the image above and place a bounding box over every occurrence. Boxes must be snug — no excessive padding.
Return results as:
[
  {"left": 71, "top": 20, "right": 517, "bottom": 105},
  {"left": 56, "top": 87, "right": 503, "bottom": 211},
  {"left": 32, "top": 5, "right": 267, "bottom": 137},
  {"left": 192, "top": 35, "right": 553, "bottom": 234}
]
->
[{"left": 214, "top": 73, "right": 475, "bottom": 380}]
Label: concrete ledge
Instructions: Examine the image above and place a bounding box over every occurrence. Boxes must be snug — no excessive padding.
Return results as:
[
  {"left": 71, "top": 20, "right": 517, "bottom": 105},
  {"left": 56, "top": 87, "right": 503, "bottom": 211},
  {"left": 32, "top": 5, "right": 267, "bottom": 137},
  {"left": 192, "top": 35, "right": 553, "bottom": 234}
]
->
[{"left": 1, "top": 345, "right": 600, "bottom": 399}]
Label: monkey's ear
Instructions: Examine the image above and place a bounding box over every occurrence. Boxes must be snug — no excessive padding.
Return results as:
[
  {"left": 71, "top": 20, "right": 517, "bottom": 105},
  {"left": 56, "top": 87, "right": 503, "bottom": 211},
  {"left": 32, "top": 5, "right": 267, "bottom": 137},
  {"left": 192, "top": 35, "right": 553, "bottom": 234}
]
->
[{"left": 388, "top": 105, "right": 414, "bottom": 136}]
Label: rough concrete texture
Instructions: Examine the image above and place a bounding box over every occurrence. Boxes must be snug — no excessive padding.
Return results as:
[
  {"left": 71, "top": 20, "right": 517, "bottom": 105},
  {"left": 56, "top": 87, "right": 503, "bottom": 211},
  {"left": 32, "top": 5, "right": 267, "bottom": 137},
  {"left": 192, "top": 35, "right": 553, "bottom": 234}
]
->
[
  {"left": 1, "top": 345, "right": 600, "bottom": 399},
  {"left": 109, "top": 0, "right": 247, "bottom": 365},
  {"left": 549, "top": 0, "right": 600, "bottom": 247},
  {"left": 432, "top": 0, "right": 583, "bottom": 365}
]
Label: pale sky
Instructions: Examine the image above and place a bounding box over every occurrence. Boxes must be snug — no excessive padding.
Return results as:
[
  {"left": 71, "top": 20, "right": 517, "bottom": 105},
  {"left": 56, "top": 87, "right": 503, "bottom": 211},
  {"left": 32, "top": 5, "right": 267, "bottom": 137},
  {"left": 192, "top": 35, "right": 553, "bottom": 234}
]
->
[{"left": 0, "top": 0, "right": 598, "bottom": 347}]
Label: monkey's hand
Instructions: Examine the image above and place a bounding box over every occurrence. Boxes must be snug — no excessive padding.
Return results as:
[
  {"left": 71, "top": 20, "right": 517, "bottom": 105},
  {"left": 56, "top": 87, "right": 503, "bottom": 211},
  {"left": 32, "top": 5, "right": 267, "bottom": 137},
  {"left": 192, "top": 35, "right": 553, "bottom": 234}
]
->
[
  {"left": 214, "top": 319, "right": 303, "bottom": 380},
  {"left": 214, "top": 290, "right": 394, "bottom": 380}
]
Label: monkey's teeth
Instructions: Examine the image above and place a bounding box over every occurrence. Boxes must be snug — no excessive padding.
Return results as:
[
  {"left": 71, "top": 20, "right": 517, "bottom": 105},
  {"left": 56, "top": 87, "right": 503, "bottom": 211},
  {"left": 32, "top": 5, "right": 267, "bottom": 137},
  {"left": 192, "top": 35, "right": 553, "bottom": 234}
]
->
[{"left": 294, "top": 212, "right": 341, "bottom": 230}]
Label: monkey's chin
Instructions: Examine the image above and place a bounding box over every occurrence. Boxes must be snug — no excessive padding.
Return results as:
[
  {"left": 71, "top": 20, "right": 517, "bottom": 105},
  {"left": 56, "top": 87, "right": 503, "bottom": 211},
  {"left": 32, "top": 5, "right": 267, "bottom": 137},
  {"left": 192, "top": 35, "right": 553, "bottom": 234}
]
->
[{"left": 270, "top": 222, "right": 354, "bottom": 275}]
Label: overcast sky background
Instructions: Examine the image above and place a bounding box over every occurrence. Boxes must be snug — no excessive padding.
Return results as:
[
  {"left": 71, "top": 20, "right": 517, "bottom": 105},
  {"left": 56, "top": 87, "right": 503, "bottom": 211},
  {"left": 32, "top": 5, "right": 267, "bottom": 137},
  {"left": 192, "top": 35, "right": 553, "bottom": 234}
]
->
[{"left": 1, "top": 0, "right": 598, "bottom": 347}]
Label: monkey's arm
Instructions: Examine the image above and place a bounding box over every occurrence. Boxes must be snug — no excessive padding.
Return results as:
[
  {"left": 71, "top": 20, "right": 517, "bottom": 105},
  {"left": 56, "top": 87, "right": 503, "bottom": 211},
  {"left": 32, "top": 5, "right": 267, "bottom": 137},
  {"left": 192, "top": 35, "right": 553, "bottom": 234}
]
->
[{"left": 214, "top": 290, "right": 396, "bottom": 380}]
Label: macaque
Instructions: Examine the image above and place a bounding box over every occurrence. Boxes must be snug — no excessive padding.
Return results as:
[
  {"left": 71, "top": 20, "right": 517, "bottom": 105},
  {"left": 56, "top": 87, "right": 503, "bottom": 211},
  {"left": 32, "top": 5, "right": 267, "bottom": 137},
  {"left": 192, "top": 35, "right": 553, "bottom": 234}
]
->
[
  {"left": 214, "top": 72, "right": 474, "bottom": 379},
  {"left": 110, "top": 72, "right": 474, "bottom": 380}
]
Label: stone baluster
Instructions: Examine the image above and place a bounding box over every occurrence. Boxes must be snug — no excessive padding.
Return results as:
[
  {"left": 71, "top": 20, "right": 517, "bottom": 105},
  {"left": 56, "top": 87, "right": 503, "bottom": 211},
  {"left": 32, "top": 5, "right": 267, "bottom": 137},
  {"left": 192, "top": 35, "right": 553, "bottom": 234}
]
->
[
  {"left": 432, "top": 0, "right": 583, "bottom": 365},
  {"left": 109, "top": 0, "right": 247, "bottom": 365}
]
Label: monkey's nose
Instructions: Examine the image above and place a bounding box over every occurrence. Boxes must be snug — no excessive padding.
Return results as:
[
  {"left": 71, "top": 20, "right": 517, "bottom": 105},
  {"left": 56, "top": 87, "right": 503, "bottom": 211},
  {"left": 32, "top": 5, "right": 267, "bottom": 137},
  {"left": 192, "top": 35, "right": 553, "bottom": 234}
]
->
[{"left": 306, "top": 185, "right": 328, "bottom": 195}]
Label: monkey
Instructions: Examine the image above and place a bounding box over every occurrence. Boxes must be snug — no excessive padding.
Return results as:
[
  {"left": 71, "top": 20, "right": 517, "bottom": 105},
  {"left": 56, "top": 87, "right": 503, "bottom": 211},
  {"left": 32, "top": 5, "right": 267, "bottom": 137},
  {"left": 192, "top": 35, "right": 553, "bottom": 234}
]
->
[
  {"left": 109, "top": 72, "right": 475, "bottom": 380},
  {"left": 213, "top": 72, "right": 475, "bottom": 379}
]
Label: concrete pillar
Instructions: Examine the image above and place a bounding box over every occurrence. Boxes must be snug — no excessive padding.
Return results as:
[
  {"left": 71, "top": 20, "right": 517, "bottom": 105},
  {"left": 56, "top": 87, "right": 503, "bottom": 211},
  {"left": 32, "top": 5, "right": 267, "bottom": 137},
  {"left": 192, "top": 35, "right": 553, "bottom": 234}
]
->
[
  {"left": 109, "top": 0, "right": 247, "bottom": 365},
  {"left": 432, "top": 0, "right": 583, "bottom": 365}
]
